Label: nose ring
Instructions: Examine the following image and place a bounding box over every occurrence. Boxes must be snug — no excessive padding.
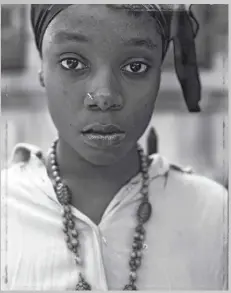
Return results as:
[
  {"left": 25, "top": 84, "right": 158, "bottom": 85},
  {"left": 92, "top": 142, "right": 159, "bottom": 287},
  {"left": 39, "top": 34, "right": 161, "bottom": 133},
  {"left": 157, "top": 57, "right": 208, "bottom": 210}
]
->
[{"left": 87, "top": 93, "right": 94, "bottom": 100}]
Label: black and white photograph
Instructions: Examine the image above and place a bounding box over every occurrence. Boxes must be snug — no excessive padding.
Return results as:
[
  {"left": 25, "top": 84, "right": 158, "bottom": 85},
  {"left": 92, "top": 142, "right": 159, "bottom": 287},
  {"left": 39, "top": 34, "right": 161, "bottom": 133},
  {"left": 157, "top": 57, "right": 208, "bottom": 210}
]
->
[{"left": 1, "top": 4, "right": 229, "bottom": 290}]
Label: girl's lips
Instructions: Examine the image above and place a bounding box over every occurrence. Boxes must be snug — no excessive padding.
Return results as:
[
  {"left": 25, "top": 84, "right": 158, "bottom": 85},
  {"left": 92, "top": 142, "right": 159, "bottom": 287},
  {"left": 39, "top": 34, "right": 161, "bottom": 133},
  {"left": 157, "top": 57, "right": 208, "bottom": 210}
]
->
[
  {"left": 81, "top": 123, "right": 124, "bottom": 135},
  {"left": 81, "top": 132, "right": 126, "bottom": 148},
  {"left": 81, "top": 123, "right": 126, "bottom": 148}
]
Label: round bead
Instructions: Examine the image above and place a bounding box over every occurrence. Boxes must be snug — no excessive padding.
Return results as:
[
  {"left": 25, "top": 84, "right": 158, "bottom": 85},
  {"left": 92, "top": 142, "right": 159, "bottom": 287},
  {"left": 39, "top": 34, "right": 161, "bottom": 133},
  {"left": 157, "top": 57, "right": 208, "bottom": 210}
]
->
[
  {"left": 129, "top": 259, "right": 136, "bottom": 267},
  {"left": 129, "top": 271, "right": 137, "bottom": 281},
  {"left": 62, "top": 185, "right": 68, "bottom": 192},
  {"left": 139, "top": 234, "right": 144, "bottom": 241},
  {"left": 142, "top": 180, "right": 149, "bottom": 187},
  {"left": 63, "top": 191, "right": 70, "bottom": 198},
  {"left": 57, "top": 195, "right": 63, "bottom": 203},
  {"left": 51, "top": 141, "right": 57, "bottom": 147},
  {"left": 135, "top": 224, "right": 145, "bottom": 234},
  {"left": 142, "top": 173, "right": 149, "bottom": 180},
  {"left": 137, "top": 201, "right": 152, "bottom": 224},
  {"left": 55, "top": 176, "right": 61, "bottom": 183},
  {"left": 68, "top": 220, "right": 74, "bottom": 229},
  {"left": 71, "top": 229, "right": 78, "bottom": 237},
  {"left": 134, "top": 232, "right": 141, "bottom": 240},
  {"left": 51, "top": 165, "right": 58, "bottom": 171},
  {"left": 141, "top": 163, "right": 148, "bottom": 171},
  {"left": 52, "top": 171, "right": 59, "bottom": 178},
  {"left": 60, "top": 196, "right": 71, "bottom": 205},
  {"left": 56, "top": 182, "right": 64, "bottom": 191},
  {"left": 132, "top": 242, "right": 138, "bottom": 249},
  {"left": 56, "top": 189, "right": 62, "bottom": 196},
  {"left": 71, "top": 239, "right": 79, "bottom": 247},
  {"left": 63, "top": 212, "right": 69, "bottom": 219},
  {"left": 50, "top": 145, "right": 56, "bottom": 155},
  {"left": 141, "top": 186, "right": 148, "bottom": 195},
  {"left": 136, "top": 250, "right": 142, "bottom": 258},
  {"left": 50, "top": 159, "right": 56, "bottom": 166},
  {"left": 135, "top": 258, "right": 141, "bottom": 268},
  {"left": 131, "top": 251, "right": 137, "bottom": 258},
  {"left": 64, "top": 205, "right": 71, "bottom": 213},
  {"left": 135, "top": 241, "right": 143, "bottom": 250},
  {"left": 50, "top": 150, "right": 55, "bottom": 160},
  {"left": 66, "top": 213, "right": 72, "bottom": 220},
  {"left": 142, "top": 193, "right": 149, "bottom": 200}
]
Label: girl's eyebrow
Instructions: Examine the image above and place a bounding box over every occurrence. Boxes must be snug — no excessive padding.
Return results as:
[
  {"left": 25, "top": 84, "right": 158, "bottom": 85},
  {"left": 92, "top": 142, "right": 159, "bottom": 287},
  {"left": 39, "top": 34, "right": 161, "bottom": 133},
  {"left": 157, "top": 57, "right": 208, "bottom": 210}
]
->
[
  {"left": 53, "top": 31, "right": 90, "bottom": 43},
  {"left": 124, "top": 38, "right": 158, "bottom": 51},
  {"left": 53, "top": 31, "right": 157, "bottom": 51}
]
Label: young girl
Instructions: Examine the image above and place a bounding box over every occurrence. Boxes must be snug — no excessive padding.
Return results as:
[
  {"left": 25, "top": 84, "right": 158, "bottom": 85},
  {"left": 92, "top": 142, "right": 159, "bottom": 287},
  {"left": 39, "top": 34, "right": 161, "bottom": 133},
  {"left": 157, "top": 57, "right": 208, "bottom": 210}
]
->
[{"left": 1, "top": 4, "right": 228, "bottom": 290}]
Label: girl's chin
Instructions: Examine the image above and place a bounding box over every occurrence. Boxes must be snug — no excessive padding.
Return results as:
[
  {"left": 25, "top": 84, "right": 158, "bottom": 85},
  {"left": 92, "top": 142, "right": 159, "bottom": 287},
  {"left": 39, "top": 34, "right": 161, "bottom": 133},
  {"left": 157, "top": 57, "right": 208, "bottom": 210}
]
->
[{"left": 77, "top": 142, "right": 131, "bottom": 166}]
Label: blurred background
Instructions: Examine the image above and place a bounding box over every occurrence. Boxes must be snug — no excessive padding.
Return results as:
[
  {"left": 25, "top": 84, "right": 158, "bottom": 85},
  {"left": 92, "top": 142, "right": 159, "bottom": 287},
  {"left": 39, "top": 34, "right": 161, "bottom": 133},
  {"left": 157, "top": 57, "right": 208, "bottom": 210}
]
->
[{"left": 1, "top": 4, "right": 229, "bottom": 187}]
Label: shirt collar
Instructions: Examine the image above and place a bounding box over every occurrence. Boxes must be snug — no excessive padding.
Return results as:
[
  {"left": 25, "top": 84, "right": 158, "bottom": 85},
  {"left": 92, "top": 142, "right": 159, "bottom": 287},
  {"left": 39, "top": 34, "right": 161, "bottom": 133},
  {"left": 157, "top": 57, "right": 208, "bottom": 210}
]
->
[{"left": 9, "top": 143, "right": 170, "bottom": 206}]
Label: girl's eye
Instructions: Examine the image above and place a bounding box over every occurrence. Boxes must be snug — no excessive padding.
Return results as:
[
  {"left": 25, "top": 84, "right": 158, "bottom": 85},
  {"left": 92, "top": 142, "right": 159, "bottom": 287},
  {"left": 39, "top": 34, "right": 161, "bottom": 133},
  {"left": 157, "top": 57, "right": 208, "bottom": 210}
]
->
[
  {"left": 122, "top": 62, "right": 149, "bottom": 74},
  {"left": 60, "top": 58, "right": 86, "bottom": 71}
]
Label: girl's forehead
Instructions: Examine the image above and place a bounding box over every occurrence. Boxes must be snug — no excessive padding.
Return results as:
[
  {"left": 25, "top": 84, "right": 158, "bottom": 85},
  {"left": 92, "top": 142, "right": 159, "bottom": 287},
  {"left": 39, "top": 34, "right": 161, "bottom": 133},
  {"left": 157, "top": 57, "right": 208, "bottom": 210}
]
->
[{"left": 45, "top": 4, "right": 159, "bottom": 42}]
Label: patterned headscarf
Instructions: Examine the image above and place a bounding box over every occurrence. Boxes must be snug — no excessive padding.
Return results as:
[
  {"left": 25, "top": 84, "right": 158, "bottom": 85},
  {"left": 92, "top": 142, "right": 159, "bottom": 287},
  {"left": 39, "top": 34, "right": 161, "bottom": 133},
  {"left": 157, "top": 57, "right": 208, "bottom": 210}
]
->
[{"left": 31, "top": 4, "right": 201, "bottom": 112}]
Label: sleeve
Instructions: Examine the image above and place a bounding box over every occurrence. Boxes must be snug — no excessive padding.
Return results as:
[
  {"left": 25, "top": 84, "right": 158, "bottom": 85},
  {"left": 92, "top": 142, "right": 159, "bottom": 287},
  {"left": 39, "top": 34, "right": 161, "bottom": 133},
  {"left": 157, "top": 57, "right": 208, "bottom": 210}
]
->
[
  {"left": 164, "top": 167, "right": 228, "bottom": 289},
  {"left": 190, "top": 175, "right": 228, "bottom": 290},
  {"left": 194, "top": 176, "right": 228, "bottom": 290}
]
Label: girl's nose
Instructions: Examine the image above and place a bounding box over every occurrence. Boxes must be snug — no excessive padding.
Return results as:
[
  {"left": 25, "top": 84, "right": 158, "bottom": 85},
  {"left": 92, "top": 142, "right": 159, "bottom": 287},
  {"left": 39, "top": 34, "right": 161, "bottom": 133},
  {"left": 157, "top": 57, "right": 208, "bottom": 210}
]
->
[
  {"left": 84, "top": 66, "right": 124, "bottom": 111},
  {"left": 84, "top": 89, "right": 123, "bottom": 111}
]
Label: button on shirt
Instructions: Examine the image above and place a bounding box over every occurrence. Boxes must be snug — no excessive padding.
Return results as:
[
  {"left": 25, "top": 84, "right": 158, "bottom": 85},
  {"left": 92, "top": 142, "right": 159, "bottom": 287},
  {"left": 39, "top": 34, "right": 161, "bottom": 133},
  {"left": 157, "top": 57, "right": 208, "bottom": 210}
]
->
[{"left": 1, "top": 144, "right": 228, "bottom": 290}]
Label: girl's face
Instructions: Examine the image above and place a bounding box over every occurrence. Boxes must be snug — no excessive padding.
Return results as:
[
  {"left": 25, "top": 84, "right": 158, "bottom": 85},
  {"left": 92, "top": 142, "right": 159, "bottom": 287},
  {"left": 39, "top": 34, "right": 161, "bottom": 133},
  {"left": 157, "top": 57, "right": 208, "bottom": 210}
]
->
[{"left": 42, "top": 5, "right": 162, "bottom": 165}]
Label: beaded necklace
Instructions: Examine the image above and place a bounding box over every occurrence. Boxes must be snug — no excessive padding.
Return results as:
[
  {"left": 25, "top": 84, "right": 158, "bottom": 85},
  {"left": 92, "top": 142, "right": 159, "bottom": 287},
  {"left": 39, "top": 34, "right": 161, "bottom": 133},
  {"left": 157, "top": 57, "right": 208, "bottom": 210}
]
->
[{"left": 49, "top": 139, "right": 152, "bottom": 290}]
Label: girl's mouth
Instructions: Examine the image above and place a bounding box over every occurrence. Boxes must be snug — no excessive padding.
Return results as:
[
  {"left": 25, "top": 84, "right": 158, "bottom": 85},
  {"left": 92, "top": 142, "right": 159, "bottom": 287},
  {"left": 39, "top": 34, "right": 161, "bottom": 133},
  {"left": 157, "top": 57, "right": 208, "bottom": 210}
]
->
[{"left": 81, "top": 123, "right": 126, "bottom": 148}]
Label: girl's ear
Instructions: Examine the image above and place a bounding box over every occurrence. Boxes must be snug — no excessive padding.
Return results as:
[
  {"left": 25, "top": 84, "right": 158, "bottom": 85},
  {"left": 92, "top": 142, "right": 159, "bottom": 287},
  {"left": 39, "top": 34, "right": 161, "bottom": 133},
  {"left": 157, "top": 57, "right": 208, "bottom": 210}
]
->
[{"left": 38, "top": 69, "right": 45, "bottom": 87}]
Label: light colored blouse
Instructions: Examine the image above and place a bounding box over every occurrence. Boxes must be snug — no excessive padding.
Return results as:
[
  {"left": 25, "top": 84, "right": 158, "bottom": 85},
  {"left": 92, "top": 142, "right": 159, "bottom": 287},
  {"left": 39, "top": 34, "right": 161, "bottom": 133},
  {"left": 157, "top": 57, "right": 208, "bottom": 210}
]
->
[{"left": 1, "top": 143, "right": 228, "bottom": 290}]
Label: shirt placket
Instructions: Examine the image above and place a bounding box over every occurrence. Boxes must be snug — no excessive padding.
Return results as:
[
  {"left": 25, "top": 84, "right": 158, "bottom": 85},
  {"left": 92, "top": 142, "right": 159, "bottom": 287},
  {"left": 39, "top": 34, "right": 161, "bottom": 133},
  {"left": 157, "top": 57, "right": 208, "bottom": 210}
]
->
[{"left": 70, "top": 207, "right": 108, "bottom": 291}]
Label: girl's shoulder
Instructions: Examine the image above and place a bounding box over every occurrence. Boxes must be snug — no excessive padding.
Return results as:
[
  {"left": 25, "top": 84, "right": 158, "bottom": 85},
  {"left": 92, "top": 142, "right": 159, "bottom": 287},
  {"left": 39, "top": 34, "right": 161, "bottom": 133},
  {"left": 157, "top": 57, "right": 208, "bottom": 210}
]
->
[
  {"left": 149, "top": 153, "right": 227, "bottom": 199},
  {"left": 148, "top": 153, "right": 228, "bottom": 223},
  {"left": 1, "top": 143, "right": 49, "bottom": 201},
  {"left": 148, "top": 154, "right": 228, "bottom": 289},
  {"left": 148, "top": 154, "right": 228, "bottom": 244}
]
